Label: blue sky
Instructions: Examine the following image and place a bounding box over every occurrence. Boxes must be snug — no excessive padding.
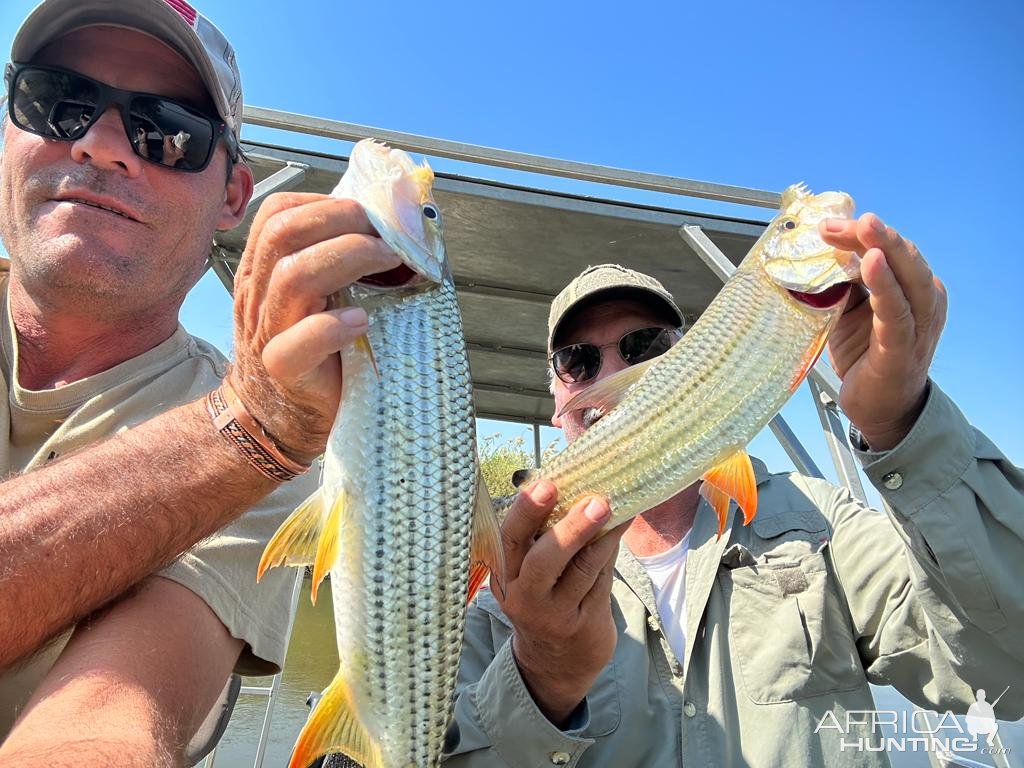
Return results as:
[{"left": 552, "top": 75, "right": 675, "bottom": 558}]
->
[{"left": 2, "top": 0, "right": 1021, "bottom": 483}]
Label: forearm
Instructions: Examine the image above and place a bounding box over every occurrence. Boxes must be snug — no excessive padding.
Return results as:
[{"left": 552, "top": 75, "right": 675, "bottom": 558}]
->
[{"left": 0, "top": 396, "right": 276, "bottom": 670}]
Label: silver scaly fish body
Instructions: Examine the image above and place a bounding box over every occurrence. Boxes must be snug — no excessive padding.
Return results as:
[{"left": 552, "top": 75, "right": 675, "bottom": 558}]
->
[
  {"left": 259, "top": 139, "right": 503, "bottom": 768},
  {"left": 328, "top": 276, "right": 475, "bottom": 767},
  {"left": 519, "top": 184, "right": 860, "bottom": 536}
]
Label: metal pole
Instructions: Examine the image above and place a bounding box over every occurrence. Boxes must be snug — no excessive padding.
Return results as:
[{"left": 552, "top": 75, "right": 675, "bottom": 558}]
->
[
  {"left": 767, "top": 416, "right": 824, "bottom": 479},
  {"left": 243, "top": 106, "right": 780, "bottom": 208},
  {"left": 533, "top": 423, "right": 542, "bottom": 468},
  {"left": 251, "top": 567, "right": 307, "bottom": 768},
  {"left": 807, "top": 377, "right": 869, "bottom": 505},
  {"left": 247, "top": 162, "right": 310, "bottom": 215},
  {"left": 207, "top": 247, "right": 237, "bottom": 295}
]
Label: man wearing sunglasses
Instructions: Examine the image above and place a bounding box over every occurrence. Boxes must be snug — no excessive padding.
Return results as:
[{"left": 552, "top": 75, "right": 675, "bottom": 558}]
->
[
  {"left": 444, "top": 261, "right": 1024, "bottom": 767},
  {"left": 0, "top": 1, "right": 403, "bottom": 765}
]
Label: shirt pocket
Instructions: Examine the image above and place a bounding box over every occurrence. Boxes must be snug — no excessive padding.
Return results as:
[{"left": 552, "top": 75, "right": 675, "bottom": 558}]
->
[
  {"left": 473, "top": 589, "right": 621, "bottom": 736},
  {"left": 720, "top": 512, "right": 864, "bottom": 704}
]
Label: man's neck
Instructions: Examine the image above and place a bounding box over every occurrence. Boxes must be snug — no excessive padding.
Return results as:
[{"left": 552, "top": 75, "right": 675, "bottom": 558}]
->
[
  {"left": 624, "top": 483, "right": 701, "bottom": 557},
  {"left": 8, "top": 278, "right": 179, "bottom": 390}
]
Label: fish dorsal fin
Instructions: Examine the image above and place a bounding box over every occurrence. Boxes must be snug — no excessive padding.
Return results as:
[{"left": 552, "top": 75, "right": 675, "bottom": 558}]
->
[
  {"left": 258, "top": 490, "right": 324, "bottom": 581},
  {"left": 780, "top": 182, "right": 811, "bottom": 210},
  {"left": 467, "top": 469, "right": 507, "bottom": 603},
  {"left": 287, "top": 667, "right": 383, "bottom": 768},
  {"left": 557, "top": 356, "right": 659, "bottom": 418},
  {"left": 700, "top": 449, "right": 758, "bottom": 537}
]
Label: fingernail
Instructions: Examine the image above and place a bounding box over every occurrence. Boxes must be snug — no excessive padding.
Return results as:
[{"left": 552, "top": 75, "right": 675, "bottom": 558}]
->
[
  {"left": 870, "top": 214, "right": 886, "bottom": 233},
  {"left": 339, "top": 307, "right": 368, "bottom": 327},
  {"left": 528, "top": 481, "right": 556, "bottom": 505},
  {"left": 584, "top": 497, "right": 610, "bottom": 524},
  {"left": 824, "top": 218, "right": 844, "bottom": 233}
]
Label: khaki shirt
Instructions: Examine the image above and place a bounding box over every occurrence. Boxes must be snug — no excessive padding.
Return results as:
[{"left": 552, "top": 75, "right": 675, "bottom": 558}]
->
[
  {"left": 0, "top": 269, "right": 318, "bottom": 737},
  {"left": 445, "top": 383, "right": 1024, "bottom": 767}
]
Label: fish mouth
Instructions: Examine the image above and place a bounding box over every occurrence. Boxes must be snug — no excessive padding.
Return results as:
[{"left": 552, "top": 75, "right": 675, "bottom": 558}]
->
[
  {"left": 357, "top": 264, "right": 425, "bottom": 289},
  {"left": 788, "top": 282, "right": 851, "bottom": 309}
]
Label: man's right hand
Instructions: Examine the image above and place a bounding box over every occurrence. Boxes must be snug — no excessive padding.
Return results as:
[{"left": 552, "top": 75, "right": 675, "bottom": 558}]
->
[
  {"left": 495, "top": 480, "right": 627, "bottom": 728},
  {"left": 229, "top": 193, "right": 402, "bottom": 465}
]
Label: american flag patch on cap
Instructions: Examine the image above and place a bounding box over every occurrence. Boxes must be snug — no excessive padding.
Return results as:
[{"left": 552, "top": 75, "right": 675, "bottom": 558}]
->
[{"left": 163, "top": 0, "right": 198, "bottom": 27}]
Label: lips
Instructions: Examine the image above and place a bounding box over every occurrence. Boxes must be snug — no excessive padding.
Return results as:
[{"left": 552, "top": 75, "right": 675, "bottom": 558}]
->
[{"left": 51, "top": 193, "right": 140, "bottom": 222}]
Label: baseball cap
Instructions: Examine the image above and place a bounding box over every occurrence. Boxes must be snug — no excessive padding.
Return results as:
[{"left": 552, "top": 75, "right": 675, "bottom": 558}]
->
[
  {"left": 548, "top": 264, "right": 685, "bottom": 351},
  {"left": 11, "top": 0, "right": 243, "bottom": 146}
]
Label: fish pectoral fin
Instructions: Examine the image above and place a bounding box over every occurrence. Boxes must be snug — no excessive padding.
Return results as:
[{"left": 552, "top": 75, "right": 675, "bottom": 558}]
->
[
  {"left": 258, "top": 491, "right": 325, "bottom": 581},
  {"left": 701, "top": 449, "right": 758, "bottom": 537},
  {"left": 468, "top": 470, "right": 506, "bottom": 603},
  {"left": 788, "top": 324, "right": 831, "bottom": 393},
  {"left": 310, "top": 489, "right": 347, "bottom": 606},
  {"left": 557, "top": 356, "right": 658, "bottom": 417},
  {"left": 355, "top": 333, "right": 380, "bottom": 380},
  {"left": 288, "top": 670, "right": 383, "bottom": 768}
]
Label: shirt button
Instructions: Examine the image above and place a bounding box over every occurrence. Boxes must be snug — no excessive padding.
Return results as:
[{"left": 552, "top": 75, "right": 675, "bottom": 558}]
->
[
  {"left": 684, "top": 701, "right": 697, "bottom": 717},
  {"left": 882, "top": 471, "right": 904, "bottom": 490},
  {"left": 550, "top": 752, "right": 572, "bottom": 765}
]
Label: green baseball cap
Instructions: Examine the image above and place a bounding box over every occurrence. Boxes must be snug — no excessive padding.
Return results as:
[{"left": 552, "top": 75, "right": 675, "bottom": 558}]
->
[{"left": 548, "top": 264, "right": 684, "bottom": 351}]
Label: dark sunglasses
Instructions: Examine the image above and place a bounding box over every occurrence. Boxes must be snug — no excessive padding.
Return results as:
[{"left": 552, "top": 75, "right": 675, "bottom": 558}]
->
[
  {"left": 4, "top": 63, "right": 237, "bottom": 172},
  {"left": 551, "top": 326, "right": 682, "bottom": 384}
]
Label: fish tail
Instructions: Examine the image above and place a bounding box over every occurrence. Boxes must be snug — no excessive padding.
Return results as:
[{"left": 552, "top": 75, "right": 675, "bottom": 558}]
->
[{"left": 288, "top": 668, "right": 383, "bottom": 768}]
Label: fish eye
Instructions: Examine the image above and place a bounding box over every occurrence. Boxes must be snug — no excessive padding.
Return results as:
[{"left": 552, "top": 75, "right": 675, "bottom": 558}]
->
[
  {"left": 782, "top": 219, "right": 797, "bottom": 231},
  {"left": 422, "top": 204, "right": 439, "bottom": 221}
]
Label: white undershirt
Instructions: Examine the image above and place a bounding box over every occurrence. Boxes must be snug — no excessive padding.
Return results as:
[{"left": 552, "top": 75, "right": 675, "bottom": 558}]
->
[{"left": 632, "top": 530, "right": 692, "bottom": 664}]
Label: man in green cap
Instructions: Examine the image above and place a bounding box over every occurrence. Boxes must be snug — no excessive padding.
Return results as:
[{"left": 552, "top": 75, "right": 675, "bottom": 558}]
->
[{"left": 444, "top": 217, "right": 1023, "bottom": 767}]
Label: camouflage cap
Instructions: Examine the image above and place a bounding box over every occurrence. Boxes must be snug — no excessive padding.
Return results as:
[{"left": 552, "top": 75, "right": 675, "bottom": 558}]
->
[{"left": 548, "top": 264, "right": 684, "bottom": 351}]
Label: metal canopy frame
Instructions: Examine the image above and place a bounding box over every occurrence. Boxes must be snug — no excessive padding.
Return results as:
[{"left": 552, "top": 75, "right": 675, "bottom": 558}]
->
[{"left": 203, "top": 106, "right": 876, "bottom": 768}]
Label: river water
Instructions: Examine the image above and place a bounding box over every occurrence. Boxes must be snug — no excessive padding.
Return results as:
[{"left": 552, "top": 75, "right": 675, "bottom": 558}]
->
[
  {"left": 211, "top": 574, "right": 338, "bottom": 768},
  {"left": 209, "top": 574, "right": 1022, "bottom": 768}
]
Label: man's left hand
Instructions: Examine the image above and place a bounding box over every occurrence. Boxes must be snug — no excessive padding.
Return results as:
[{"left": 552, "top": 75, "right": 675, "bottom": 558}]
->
[{"left": 819, "top": 213, "right": 948, "bottom": 451}]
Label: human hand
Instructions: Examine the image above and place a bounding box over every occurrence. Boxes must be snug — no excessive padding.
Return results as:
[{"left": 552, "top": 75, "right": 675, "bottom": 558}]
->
[
  {"left": 229, "top": 193, "right": 401, "bottom": 464},
  {"left": 494, "top": 481, "right": 627, "bottom": 727},
  {"left": 820, "top": 213, "right": 947, "bottom": 451}
]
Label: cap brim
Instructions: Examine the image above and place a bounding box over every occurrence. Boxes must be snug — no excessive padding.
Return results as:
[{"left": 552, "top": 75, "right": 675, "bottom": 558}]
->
[
  {"left": 12, "top": 0, "right": 231, "bottom": 128},
  {"left": 549, "top": 286, "right": 685, "bottom": 351}
]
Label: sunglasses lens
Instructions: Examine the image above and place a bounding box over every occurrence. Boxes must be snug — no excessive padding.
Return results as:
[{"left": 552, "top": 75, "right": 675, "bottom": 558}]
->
[
  {"left": 12, "top": 68, "right": 100, "bottom": 138},
  {"left": 552, "top": 344, "right": 601, "bottom": 383},
  {"left": 7, "top": 66, "right": 220, "bottom": 172},
  {"left": 129, "top": 97, "right": 216, "bottom": 170},
  {"left": 620, "top": 327, "right": 675, "bottom": 365}
]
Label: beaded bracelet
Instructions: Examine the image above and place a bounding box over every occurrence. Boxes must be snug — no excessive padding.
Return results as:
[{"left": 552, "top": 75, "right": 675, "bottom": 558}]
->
[{"left": 206, "top": 381, "right": 310, "bottom": 483}]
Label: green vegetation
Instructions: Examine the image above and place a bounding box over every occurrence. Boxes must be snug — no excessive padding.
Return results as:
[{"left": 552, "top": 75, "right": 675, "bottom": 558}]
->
[{"left": 478, "top": 433, "right": 559, "bottom": 497}]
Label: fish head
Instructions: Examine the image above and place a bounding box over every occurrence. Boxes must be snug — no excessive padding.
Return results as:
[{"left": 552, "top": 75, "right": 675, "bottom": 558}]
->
[
  {"left": 333, "top": 139, "right": 446, "bottom": 289},
  {"left": 759, "top": 183, "right": 861, "bottom": 309}
]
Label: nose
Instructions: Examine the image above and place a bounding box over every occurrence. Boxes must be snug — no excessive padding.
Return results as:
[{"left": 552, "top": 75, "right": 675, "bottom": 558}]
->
[
  {"left": 69, "top": 107, "right": 145, "bottom": 177},
  {"left": 596, "top": 346, "right": 629, "bottom": 380}
]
